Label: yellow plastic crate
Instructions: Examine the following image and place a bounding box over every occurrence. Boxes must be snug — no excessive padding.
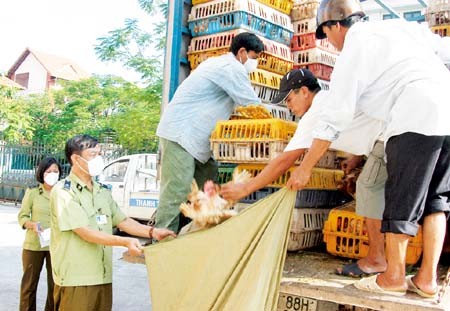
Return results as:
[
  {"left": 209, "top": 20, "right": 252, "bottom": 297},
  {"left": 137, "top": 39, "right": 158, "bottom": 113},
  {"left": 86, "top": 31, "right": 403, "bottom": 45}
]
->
[
  {"left": 323, "top": 202, "right": 423, "bottom": 265},
  {"left": 188, "top": 49, "right": 293, "bottom": 74},
  {"left": 256, "top": 0, "right": 294, "bottom": 15},
  {"left": 188, "top": 48, "right": 229, "bottom": 70},
  {"left": 192, "top": 0, "right": 213, "bottom": 4},
  {"left": 250, "top": 69, "right": 283, "bottom": 89},
  {"left": 234, "top": 164, "right": 344, "bottom": 189},
  {"left": 431, "top": 24, "right": 450, "bottom": 37},
  {"left": 258, "top": 54, "right": 293, "bottom": 75},
  {"left": 288, "top": 208, "right": 332, "bottom": 251},
  {"left": 211, "top": 119, "right": 297, "bottom": 141}
]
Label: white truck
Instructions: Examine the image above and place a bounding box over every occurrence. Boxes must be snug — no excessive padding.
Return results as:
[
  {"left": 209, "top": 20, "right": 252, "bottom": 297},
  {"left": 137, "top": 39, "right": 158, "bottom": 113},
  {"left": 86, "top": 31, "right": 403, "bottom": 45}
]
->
[{"left": 100, "top": 153, "right": 159, "bottom": 222}]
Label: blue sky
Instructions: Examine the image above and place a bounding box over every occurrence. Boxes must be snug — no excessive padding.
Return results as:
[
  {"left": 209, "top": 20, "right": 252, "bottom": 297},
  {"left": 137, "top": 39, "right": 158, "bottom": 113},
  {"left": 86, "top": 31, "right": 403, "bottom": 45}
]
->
[{"left": 0, "top": 0, "right": 158, "bottom": 83}]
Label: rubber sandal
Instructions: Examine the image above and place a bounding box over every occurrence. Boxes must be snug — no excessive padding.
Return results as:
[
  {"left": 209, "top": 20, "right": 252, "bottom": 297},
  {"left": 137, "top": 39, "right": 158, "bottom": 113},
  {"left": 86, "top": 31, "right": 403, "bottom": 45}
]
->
[
  {"left": 354, "top": 275, "right": 407, "bottom": 296},
  {"left": 335, "top": 262, "right": 381, "bottom": 278},
  {"left": 406, "top": 275, "right": 438, "bottom": 298}
]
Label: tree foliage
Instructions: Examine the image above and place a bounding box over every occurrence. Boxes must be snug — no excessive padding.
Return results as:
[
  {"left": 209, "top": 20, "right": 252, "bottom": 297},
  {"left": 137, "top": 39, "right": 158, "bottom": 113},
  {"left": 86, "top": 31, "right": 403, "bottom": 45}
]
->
[
  {"left": 94, "top": 0, "right": 167, "bottom": 84},
  {"left": 0, "top": 86, "right": 34, "bottom": 143},
  {"left": 28, "top": 76, "right": 161, "bottom": 152}
]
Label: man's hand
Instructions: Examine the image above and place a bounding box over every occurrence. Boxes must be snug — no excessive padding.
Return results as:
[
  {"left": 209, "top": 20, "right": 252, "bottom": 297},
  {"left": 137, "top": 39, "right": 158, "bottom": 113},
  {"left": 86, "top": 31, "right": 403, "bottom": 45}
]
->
[
  {"left": 124, "top": 237, "right": 143, "bottom": 256},
  {"left": 220, "top": 182, "right": 249, "bottom": 201},
  {"left": 152, "top": 228, "right": 176, "bottom": 241},
  {"left": 286, "top": 165, "right": 312, "bottom": 191},
  {"left": 341, "top": 155, "right": 363, "bottom": 174}
]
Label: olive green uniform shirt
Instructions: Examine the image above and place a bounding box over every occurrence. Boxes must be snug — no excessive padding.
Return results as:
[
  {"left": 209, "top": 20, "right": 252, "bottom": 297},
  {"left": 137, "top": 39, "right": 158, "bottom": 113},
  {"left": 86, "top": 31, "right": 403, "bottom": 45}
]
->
[
  {"left": 18, "top": 185, "right": 51, "bottom": 251},
  {"left": 50, "top": 172, "right": 127, "bottom": 287}
]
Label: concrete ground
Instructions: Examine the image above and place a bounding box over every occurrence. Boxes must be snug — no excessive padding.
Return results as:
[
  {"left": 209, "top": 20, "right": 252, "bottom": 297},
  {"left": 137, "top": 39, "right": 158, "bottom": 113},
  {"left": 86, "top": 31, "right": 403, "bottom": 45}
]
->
[{"left": 0, "top": 202, "right": 152, "bottom": 311}]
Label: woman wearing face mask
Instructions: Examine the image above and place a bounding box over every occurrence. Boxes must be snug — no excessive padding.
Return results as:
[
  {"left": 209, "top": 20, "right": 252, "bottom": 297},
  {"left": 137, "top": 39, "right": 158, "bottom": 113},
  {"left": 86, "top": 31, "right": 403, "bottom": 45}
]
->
[{"left": 18, "top": 157, "right": 62, "bottom": 311}]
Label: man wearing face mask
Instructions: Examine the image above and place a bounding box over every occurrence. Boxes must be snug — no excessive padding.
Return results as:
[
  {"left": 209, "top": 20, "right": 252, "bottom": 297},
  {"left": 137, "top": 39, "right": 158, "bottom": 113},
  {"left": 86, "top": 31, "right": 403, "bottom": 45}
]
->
[
  {"left": 49, "top": 135, "right": 176, "bottom": 311},
  {"left": 156, "top": 32, "right": 264, "bottom": 233}
]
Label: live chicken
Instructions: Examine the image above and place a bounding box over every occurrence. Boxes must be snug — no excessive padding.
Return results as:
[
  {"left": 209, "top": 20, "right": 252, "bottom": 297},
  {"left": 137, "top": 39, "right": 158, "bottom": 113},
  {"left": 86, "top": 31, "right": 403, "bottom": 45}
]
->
[{"left": 179, "top": 170, "right": 251, "bottom": 234}]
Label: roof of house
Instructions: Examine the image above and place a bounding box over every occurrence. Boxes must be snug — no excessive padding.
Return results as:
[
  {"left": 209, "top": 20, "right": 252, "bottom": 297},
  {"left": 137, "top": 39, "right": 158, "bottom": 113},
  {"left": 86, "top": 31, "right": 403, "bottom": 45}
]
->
[
  {"left": 0, "top": 75, "right": 25, "bottom": 89},
  {"left": 7, "top": 48, "right": 91, "bottom": 81}
]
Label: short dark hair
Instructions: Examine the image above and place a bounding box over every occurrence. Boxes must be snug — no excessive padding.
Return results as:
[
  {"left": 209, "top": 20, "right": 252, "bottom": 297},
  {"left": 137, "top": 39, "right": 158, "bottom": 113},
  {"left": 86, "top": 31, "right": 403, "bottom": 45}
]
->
[
  {"left": 36, "top": 157, "right": 62, "bottom": 184},
  {"left": 65, "top": 134, "right": 99, "bottom": 165},
  {"left": 230, "top": 32, "right": 264, "bottom": 55}
]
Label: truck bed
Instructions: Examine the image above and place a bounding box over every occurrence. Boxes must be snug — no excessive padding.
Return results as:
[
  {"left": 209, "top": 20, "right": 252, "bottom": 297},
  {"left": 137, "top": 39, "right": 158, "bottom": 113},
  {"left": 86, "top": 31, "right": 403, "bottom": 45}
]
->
[{"left": 279, "top": 250, "right": 450, "bottom": 311}]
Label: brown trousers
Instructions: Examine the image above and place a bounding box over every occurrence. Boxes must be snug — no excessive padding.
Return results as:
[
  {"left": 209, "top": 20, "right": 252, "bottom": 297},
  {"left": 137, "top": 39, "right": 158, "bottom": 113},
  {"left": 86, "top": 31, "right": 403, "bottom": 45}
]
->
[
  {"left": 53, "top": 283, "right": 112, "bottom": 311},
  {"left": 20, "top": 249, "right": 54, "bottom": 311}
]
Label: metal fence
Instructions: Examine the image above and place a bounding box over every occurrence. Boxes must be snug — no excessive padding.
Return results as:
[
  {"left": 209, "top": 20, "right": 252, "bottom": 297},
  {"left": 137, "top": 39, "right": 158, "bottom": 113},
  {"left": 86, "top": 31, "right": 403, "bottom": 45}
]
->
[{"left": 0, "top": 141, "right": 128, "bottom": 203}]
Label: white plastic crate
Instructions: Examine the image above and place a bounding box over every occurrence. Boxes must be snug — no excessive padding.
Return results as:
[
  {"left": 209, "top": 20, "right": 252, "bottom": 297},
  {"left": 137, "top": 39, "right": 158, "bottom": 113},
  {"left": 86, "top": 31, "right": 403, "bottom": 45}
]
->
[
  {"left": 318, "top": 78, "right": 329, "bottom": 91},
  {"left": 262, "top": 103, "right": 297, "bottom": 121},
  {"left": 427, "top": 0, "right": 450, "bottom": 13},
  {"left": 292, "top": 48, "right": 337, "bottom": 67},
  {"left": 212, "top": 140, "right": 288, "bottom": 163},
  {"left": 252, "top": 84, "right": 280, "bottom": 103},
  {"left": 426, "top": 10, "right": 450, "bottom": 26},
  {"left": 189, "top": 0, "right": 293, "bottom": 31},
  {"left": 188, "top": 31, "right": 236, "bottom": 53},
  {"left": 288, "top": 208, "right": 332, "bottom": 251},
  {"left": 290, "top": 0, "right": 320, "bottom": 22},
  {"left": 292, "top": 18, "right": 316, "bottom": 35}
]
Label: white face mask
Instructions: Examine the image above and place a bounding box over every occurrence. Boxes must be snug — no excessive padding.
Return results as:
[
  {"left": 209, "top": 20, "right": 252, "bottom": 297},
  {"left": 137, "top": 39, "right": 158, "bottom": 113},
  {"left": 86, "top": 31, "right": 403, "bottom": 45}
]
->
[
  {"left": 244, "top": 57, "right": 258, "bottom": 73},
  {"left": 44, "top": 172, "right": 59, "bottom": 186},
  {"left": 240, "top": 52, "right": 258, "bottom": 73},
  {"left": 78, "top": 155, "right": 105, "bottom": 177}
]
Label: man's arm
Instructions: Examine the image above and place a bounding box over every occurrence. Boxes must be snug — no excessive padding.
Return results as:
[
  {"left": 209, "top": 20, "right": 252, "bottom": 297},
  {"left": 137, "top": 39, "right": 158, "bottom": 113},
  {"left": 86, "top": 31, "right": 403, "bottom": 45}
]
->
[
  {"left": 73, "top": 227, "right": 143, "bottom": 256},
  {"left": 286, "top": 139, "right": 331, "bottom": 190},
  {"left": 220, "top": 148, "right": 304, "bottom": 201},
  {"left": 117, "top": 218, "right": 176, "bottom": 241}
]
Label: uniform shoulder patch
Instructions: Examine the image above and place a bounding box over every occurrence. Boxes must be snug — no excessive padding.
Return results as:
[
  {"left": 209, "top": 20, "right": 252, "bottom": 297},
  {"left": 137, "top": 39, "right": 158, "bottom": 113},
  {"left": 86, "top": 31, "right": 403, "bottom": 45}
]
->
[
  {"left": 99, "top": 182, "right": 112, "bottom": 190},
  {"left": 63, "top": 179, "right": 72, "bottom": 191}
]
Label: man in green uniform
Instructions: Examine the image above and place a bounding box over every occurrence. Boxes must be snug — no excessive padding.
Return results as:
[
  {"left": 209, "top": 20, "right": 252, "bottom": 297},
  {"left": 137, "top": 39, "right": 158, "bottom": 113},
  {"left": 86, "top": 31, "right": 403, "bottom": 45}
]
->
[{"left": 50, "top": 134, "right": 175, "bottom": 311}]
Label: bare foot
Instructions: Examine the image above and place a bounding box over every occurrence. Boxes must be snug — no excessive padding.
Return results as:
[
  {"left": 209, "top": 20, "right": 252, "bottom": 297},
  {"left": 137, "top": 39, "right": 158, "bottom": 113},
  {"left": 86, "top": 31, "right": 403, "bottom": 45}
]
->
[{"left": 376, "top": 272, "right": 408, "bottom": 292}]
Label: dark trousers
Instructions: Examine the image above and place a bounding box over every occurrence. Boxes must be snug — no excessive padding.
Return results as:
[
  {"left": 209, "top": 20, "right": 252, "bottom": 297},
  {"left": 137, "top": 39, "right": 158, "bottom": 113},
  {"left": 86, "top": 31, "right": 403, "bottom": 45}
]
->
[
  {"left": 20, "top": 249, "right": 54, "bottom": 311},
  {"left": 53, "top": 283, "right": 112, "bottom": 311},
  {"left": 383, "top": 133, "right": 450, "bottom": 235}
]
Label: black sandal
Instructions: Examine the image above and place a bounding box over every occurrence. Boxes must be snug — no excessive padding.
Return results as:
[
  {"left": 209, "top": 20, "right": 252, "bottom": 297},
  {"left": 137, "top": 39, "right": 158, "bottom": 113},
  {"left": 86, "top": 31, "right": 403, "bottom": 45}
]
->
[{"left": 335, "top": 262, "right": 380, "bottom": 278}]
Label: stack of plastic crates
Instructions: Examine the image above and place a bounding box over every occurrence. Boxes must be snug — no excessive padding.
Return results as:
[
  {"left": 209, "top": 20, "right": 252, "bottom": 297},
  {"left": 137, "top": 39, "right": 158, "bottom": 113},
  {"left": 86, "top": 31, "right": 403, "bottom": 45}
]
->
[
  {"left": 233, "top": 162, "right": 350, "bottom": 251},
  {"left": 426, "top": 0, "right": 450, "bottom": 37},
  {"left": 188, "top": 0, "right": 295, "bottom": 115},
  {"left": 323, "top": 201, "right": 423, "bottom": 265},
  {"left": 289, "top": 0, "right": 339, "bottom": 91}
]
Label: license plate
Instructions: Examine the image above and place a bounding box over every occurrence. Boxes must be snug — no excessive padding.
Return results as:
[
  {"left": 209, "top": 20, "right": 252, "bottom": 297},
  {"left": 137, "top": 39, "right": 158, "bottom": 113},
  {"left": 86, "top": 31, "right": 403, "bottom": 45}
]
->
[{"left": 278, "top": 293, "right": 318, "bottom": 311}]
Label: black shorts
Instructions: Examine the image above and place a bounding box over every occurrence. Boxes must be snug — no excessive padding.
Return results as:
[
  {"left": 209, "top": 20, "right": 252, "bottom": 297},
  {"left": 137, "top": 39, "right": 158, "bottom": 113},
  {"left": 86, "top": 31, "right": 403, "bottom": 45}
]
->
[{"left": 382, "top": 132, "right": 450, "bottom": 236}]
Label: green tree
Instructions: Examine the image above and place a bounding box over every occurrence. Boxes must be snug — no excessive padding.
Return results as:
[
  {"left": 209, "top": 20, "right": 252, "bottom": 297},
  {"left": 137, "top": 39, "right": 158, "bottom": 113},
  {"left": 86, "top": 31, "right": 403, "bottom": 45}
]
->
[
  {"left": 94, "top": 0, "right": 167, "bottom": 84},
  {"left": 93, "top": 0, "right": 168, "bottom": 152},
  {"left": 28, "top": 76, "right": 160, "bottom": 152},
  {"left": 0, "top": 86, "right": 34, "bottom": 143}
]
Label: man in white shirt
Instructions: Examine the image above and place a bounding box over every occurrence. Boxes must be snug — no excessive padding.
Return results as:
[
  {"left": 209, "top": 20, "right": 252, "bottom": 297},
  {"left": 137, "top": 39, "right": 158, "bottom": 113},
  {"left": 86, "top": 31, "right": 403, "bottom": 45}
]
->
[
  {"left": 285, "top": 0, "right": 450, "bottom": 297},
  {"left": 221, "top": 69, "right": 388, "bottom": 277}
]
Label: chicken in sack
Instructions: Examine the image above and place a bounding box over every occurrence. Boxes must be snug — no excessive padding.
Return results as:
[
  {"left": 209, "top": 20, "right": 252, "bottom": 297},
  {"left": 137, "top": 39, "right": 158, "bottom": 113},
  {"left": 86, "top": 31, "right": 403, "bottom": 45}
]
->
[{"left": 179, "top": 170, "right": 251, "bottom": 234}]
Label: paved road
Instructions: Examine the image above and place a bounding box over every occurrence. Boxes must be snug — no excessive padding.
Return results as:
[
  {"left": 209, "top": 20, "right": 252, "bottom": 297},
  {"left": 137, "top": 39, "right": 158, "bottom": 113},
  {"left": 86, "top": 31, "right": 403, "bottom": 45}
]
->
[{"left": 0, "top": 202, "right": 152, "bottom": 311}]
